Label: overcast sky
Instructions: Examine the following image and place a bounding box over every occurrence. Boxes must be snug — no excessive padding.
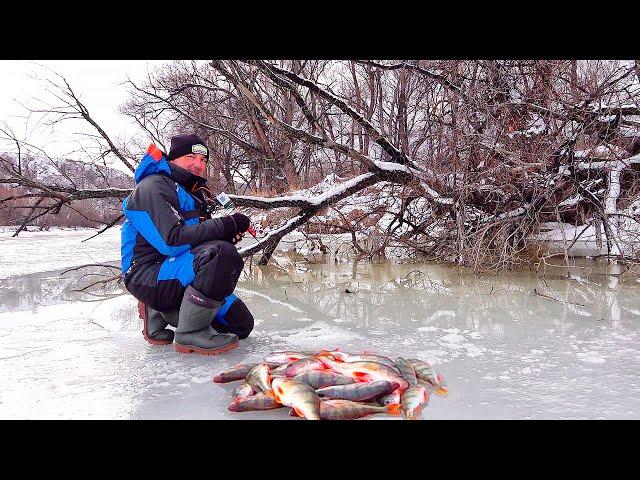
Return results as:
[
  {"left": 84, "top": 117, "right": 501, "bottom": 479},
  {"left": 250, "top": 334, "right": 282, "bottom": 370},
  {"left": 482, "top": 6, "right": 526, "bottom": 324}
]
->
[{"left": 0, "top": 60, "right": 169, "bottom": 173}]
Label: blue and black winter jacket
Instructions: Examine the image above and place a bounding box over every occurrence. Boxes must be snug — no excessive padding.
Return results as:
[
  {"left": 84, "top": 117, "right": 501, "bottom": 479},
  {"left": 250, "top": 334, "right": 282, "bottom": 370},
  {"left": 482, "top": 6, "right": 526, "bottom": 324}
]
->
[{"left": 120, "top": 145, "right": 231, "bottom": 282}]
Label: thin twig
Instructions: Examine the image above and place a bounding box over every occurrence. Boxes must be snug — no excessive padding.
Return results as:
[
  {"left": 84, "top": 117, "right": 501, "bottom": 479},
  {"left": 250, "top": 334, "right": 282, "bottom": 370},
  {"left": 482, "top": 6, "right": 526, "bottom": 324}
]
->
[
  {"left": 533, "top": 288, "right": 587, "bottom": 307},
  {"left": 81, "top": 214, "right": 124, "bottom": 242},
  {"left": 61, "top": 263, "right": 120, "bottom": 275}
]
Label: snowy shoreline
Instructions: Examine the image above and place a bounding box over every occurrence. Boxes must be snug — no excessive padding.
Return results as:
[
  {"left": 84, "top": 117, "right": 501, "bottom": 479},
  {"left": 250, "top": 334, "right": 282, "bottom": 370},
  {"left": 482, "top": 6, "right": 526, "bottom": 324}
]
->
[{"left": 2, "top": 223, "right": 638, "bottom": 282}]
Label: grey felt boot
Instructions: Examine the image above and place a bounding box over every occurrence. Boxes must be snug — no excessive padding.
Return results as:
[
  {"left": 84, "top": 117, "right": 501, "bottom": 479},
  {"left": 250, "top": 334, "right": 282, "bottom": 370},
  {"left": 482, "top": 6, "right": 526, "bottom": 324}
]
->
[
  {"left": 141, "top": 304, "right": 175, "bottom": 345},
  {"left": 161, "top": 308, "right": 179, "bottom": 328},
  {"left": 174, "top": 286, "right": 239, "bottom": 355}
]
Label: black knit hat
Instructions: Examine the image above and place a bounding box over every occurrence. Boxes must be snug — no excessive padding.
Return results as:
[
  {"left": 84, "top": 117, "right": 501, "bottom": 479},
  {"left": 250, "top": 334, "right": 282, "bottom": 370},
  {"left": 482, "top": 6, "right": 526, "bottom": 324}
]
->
[{"left": 167, "top": 133, "right": 209, "bottom": 162}]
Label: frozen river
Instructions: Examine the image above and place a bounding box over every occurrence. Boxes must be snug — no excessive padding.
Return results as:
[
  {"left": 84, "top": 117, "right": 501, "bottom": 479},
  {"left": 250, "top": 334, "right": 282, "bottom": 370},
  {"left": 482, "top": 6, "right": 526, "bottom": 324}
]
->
[{"left": 1, "top": 228, "right": 639, "bottom": 419}]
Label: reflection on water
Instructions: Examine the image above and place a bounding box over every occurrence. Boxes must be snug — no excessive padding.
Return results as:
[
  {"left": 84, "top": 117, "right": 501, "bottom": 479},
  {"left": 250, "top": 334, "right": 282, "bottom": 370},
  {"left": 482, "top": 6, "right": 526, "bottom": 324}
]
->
[
  {"left": 4, "top": 255, "right": 638, "bottom": 345},
  {"left": 235, "top": 253, "right": 640, "bottom": 338},
  {"left": 0, "top": 264, "right": 121, "bottom": 313}
]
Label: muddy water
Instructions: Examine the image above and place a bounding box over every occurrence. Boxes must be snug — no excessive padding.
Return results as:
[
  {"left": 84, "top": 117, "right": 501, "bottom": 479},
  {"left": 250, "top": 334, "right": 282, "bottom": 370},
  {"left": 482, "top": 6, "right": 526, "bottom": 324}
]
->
[{"left": 1, "top": 252, "right": 639, "bottom": 419}]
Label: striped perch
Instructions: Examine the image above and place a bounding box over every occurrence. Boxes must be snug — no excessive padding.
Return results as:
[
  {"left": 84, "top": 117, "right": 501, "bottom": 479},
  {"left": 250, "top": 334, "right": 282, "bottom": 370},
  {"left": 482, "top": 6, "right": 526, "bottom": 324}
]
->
[
  {"left": 228, "top": 392, "right": 282, "bottom": 412},
  {"left": 213, "top": 363, "right": 261, "bottom": 383},
  {"left": 318, "top": 399, "right": 402, "bottom": 420},
  {"left": 395, "top": 357, "right": 418, "bottom": 385},
  {"left": 316, "top": 381, "right": 399, "bottom": 402},
  {"left": 292, "top": 371, "right": 355, "bottom": 389}
]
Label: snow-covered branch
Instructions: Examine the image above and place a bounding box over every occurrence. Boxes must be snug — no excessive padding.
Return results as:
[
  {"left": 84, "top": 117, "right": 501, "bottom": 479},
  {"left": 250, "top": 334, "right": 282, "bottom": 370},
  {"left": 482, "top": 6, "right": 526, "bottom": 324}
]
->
[
  {"left": 230, "top": 172, "right": 378, "bottom": 209},
  {"left": 574, "top": 152, "right": 640, "bottom": 172},
  {"left": 0, "top": 176, "right": 131, "bottom": 200}
]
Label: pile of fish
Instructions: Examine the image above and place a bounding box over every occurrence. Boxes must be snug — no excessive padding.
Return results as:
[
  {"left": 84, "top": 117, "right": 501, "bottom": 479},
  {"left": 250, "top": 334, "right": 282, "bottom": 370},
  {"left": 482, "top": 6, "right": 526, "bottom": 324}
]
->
[{"left": 213, "top": 349, "right": 448, "bottom": 420}]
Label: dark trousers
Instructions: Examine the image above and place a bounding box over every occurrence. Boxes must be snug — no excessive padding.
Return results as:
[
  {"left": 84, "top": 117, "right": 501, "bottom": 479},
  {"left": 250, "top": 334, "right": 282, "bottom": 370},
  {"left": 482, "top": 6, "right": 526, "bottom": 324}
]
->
[{"left": 125, "top": 240, "right": 252, "bottom": 338}]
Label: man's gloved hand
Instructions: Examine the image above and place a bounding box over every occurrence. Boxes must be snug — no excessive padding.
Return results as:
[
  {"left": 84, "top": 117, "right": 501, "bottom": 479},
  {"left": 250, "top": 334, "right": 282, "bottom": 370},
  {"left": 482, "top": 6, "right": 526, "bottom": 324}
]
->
[
  {"left": 220, "top": 213, "right": 251, "bottom": 244},
  {"left": 231, "top": 213, "right": 250, "bottom": 234}
]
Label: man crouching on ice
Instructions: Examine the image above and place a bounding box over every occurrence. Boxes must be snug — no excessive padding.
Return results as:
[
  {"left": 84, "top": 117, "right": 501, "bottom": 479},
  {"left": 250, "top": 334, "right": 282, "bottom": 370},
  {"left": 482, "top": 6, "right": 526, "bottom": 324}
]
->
[{"left": 120, "top": 133, "right": 254, "bottom": 355}]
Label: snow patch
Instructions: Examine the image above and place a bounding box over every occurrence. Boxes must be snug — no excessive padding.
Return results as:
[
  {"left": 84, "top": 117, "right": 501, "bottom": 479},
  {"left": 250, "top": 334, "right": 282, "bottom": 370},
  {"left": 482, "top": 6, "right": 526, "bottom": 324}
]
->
[
  {"left": 440, "top": 333, "right": 465, "bottom": 344},
  {"left": 417, "top": 326, "right": 439, "bottom": 332},
  {"left": 576, "top": 351, "right": 607, "bottom": 364},
  {"left": 567, "top": 304, "right": 593, "bottom": 317}
]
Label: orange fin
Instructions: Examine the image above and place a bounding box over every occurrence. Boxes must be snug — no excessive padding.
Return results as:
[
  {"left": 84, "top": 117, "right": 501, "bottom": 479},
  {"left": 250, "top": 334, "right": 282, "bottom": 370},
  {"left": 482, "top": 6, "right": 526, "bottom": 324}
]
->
[
  {"left": 274, "top": 386, "right": 284, "bottom": 402},
  {"left": 435, "top": 386, "right": 449, "bottom": 396},
  {"left": 352, "top": 371, "right": 371, "bottom": 382},
  {"left": 385, "top": 403, "right": 402, "bottom": 415},
  {"left": 317, "top": 350, "right": 335, "bottom": 360},
  {"left": 316, "top": 356, "right": 332, "bottom": 367}
]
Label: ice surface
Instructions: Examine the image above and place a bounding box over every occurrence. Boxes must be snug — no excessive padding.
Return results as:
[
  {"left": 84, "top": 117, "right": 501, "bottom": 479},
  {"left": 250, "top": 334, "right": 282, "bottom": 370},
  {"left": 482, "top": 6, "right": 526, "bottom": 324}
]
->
[
  {"left": 1, "top": 231, "right": 640, "bottom": 419},
  {"left": 0, "top": 227, "right": 122, "bottom": 279}
]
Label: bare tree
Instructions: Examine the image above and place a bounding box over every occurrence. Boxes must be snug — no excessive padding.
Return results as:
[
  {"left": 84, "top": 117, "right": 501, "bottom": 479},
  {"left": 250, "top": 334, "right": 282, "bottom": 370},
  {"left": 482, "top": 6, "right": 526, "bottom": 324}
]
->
[{"left": 3, "top": 60, "right": 640, "bottom": 272}]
